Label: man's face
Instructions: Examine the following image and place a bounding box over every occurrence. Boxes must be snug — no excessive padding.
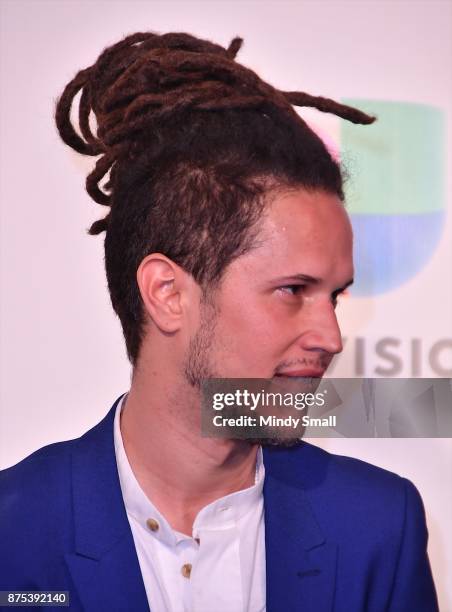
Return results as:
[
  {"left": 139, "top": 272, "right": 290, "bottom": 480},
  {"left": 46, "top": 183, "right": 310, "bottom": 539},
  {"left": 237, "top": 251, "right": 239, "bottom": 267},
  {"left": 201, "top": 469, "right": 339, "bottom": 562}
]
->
[{"left": 184, "top": 188, "right": 354, "bottom": 386}]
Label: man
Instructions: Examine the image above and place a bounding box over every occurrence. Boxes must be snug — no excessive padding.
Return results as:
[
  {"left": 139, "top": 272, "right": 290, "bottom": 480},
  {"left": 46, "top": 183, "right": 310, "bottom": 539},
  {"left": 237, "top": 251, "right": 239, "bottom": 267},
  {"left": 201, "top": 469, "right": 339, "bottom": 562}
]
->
[{"left": 0, "top": 31, "right": 438, "bottom": 611}]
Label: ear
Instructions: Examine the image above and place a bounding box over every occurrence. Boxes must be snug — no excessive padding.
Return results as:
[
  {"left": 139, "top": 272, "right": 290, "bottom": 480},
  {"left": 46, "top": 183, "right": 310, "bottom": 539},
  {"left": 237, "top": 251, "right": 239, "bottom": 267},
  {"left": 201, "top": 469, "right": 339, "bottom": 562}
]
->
[{"left": 137, "top": 254, "right": 187, "bottom": 333}]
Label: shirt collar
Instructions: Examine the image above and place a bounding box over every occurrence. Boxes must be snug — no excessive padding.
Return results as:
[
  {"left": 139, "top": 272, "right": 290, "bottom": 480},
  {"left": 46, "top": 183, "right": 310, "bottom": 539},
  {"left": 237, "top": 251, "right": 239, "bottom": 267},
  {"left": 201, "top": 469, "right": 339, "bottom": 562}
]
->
[{"left": 114, "top": 393, "right": 265, "bottom": 546}]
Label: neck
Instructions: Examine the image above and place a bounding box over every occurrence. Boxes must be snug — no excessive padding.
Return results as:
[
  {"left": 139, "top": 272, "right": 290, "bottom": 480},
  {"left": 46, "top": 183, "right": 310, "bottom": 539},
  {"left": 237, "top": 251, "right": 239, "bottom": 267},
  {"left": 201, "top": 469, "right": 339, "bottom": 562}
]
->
[{"left": 120, "top": 360, "right": 258, "bottom": 535}]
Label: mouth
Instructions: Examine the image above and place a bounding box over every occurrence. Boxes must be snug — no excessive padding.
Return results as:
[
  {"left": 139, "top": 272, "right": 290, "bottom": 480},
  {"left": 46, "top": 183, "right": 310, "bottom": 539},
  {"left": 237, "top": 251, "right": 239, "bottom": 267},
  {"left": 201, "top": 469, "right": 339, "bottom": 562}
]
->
[{"left": 274, "top": 369, "right": 325, "bottom": 378}]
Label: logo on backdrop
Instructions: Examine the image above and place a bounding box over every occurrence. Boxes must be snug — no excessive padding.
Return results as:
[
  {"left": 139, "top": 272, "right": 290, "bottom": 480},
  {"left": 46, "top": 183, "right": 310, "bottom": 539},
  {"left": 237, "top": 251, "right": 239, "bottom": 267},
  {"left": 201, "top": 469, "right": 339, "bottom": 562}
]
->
[{"left": 340, "top": 100, "right": 446, "bottom": 296}]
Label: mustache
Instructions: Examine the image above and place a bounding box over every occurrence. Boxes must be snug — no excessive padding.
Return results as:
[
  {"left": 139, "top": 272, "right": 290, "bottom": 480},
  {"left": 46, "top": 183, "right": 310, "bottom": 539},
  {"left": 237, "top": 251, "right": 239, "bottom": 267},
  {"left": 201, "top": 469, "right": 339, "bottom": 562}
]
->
[{"left": 275, "top": 355, "right": 330, "bottom": 372}]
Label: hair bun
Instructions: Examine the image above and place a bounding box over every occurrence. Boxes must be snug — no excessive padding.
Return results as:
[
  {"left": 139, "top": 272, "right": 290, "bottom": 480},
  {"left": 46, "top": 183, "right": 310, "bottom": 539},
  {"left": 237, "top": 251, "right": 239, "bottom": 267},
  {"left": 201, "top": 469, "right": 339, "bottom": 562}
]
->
[{"left": 55, "top": 29, "right": 375, "bottom": 223}]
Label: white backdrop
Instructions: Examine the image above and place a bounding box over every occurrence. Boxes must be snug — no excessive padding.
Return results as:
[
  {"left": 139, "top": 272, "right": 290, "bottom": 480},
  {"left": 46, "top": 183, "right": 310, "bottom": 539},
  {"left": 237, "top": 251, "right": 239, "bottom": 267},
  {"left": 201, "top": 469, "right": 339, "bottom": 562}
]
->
[{"left": 1, "top": 1, "right": 451, "bottom": 609}]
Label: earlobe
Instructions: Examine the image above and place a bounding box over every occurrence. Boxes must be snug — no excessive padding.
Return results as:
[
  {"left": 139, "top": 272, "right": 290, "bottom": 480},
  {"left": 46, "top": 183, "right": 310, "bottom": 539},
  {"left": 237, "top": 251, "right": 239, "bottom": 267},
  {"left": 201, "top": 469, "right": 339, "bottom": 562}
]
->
[{"left": 137, "top": 254, "right": 183, "bottom": 333}]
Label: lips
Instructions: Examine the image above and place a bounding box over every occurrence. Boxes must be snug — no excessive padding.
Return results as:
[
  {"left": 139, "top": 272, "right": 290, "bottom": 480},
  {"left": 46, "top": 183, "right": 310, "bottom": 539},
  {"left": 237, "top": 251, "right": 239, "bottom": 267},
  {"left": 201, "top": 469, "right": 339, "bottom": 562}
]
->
[{"left": 275, "top": 369, "right": 325, "bottom": 378}]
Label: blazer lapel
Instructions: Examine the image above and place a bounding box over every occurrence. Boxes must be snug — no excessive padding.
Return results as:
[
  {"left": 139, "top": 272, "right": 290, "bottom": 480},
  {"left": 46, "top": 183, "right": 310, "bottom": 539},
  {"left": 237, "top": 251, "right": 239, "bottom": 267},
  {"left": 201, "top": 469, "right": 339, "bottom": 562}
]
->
[
  {"left": 65, "top": 397, "right": 149, "bottom": 612},
  {"left": 263, "top": 448, "right": 337, "bottom": 612}
]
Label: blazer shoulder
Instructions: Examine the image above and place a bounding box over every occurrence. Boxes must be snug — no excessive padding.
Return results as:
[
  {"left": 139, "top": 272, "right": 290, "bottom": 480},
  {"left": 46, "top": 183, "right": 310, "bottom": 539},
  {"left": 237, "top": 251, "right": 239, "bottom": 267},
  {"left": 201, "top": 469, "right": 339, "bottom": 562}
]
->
[
  {"left": 0, "top": 399, "right": 119, "bottom": 506},
  {"left": 266, "top": 440, "right": 406, "bottom": 485},
  {"left": 263, "top": 441, "right": 426, "bottom": 526},
  {"left": 0, "top": 402, "right": 120, "bottom": 589},
  {"left": 0, "top": 438, "right": 76, "bottom": 521},
  {"left": 0, "top": 439, "right": 79, "bottom": 586}
]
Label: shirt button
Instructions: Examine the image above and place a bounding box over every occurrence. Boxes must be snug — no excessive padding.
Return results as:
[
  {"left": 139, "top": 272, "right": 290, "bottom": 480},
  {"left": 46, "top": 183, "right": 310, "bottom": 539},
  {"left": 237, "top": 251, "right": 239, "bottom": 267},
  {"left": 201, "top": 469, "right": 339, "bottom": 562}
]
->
[
  {"left": 181, "top": 563, "right": 192, "bottom": 579},
  {"left": 146, "top": 518, "right": 159, "bottom": 532}
]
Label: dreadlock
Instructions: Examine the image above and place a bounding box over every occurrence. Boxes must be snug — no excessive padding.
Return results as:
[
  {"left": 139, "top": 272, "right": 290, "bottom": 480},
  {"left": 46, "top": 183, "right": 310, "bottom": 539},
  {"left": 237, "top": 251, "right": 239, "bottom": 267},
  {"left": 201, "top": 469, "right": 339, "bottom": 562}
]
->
[{"left": 55, "top": 30, "right": 375, "bottom": 365}]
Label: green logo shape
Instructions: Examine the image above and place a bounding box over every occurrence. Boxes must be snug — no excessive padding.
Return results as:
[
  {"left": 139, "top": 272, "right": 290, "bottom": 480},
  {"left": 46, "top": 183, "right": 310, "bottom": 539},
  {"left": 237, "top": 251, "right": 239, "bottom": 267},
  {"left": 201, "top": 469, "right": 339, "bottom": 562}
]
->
[{"left": 341, "top": 100, "right": 445, "bottom": 215}]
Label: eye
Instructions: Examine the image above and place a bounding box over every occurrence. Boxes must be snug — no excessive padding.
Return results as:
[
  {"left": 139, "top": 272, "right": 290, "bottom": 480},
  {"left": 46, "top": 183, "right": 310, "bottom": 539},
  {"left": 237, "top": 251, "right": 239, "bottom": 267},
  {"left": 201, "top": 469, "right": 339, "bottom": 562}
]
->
[
  {"left": 278, "top": 284, "right": 305, "bottom": 297},
  {"left": 331, "top": 289, "right": 345, "bottom": 308}
]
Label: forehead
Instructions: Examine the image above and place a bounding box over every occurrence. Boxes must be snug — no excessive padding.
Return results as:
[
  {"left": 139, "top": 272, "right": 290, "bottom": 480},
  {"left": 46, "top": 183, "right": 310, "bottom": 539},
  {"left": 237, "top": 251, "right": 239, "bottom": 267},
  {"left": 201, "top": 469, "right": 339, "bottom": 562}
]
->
[
  {"left": 265, "top": 187, "right": 350, "bottom": 238},
  {"left": 241, "top": 188, "right": 354, "bottom": 280}
]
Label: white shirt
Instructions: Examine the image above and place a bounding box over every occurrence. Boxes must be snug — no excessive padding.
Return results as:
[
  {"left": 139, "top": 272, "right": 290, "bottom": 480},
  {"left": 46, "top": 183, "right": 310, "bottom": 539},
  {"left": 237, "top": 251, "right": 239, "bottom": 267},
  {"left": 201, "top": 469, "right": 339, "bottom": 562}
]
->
[{"left": 114, "top": 394, "right": 266, "bottom": 612}]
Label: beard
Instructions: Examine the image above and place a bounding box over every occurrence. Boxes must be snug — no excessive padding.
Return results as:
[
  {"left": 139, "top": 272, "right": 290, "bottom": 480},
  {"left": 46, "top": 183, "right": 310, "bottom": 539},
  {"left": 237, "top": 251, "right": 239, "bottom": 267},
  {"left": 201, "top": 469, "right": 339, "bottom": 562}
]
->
[
  {"left": 183, "top": 292, "right": 303, "bottom": 449},
  {"left": 183, "top": 289, "right": 219, "bottom": 389}
]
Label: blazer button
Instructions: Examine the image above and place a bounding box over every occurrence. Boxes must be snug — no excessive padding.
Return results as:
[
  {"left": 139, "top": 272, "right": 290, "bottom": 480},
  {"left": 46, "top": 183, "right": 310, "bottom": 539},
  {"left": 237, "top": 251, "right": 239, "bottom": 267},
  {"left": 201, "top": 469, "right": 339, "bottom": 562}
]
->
[{"left": 146, "top": 518, "right": 159, "bottom": 532}]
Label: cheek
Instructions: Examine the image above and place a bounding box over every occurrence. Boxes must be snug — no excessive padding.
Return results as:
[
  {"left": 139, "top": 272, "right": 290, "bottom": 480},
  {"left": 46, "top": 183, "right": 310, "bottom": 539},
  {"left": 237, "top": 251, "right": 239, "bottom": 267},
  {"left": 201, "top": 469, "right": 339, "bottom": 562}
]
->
[
  {"left": 213, "top": 296, "right": 292, "bottom": 375},
  {"left": 222, "top": 295, "right": 276, "bottom": 342}
]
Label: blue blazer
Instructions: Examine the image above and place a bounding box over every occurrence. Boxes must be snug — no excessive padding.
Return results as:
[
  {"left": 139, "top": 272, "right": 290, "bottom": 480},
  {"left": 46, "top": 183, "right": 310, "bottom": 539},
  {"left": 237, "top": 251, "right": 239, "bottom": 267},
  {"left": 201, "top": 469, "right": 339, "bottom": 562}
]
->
[{"left": 0, "top": 396, "right": 438, "bottom": 611}]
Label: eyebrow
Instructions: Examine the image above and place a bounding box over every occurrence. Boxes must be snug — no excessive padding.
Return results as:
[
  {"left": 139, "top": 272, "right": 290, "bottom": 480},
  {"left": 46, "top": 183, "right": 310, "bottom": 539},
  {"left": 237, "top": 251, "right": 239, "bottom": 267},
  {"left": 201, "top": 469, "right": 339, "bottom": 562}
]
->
[{"left": 276, "top": 274, "right": 354, "bottom": 291}]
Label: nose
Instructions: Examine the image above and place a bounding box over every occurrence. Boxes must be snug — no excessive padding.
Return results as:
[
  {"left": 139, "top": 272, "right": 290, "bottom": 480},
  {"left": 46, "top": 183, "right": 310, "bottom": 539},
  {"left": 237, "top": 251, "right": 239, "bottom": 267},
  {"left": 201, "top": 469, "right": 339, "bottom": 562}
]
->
[{"left": 297, "top": 299, "right": 343, "bottom": 356}]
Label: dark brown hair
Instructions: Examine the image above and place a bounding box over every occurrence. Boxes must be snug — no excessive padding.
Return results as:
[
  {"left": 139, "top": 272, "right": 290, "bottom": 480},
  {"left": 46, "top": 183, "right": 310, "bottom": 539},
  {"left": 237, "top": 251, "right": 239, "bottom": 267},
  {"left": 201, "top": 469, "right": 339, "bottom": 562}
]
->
[{"left": 55, "top": 31, "right": 374, "bottom": 365}]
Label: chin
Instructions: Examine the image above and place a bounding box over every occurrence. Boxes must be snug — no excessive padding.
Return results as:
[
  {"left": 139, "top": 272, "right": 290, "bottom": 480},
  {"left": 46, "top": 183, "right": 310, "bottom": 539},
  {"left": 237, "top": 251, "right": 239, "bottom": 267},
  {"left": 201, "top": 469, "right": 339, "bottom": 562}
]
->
[{"left": 246, "top": 437, "right": 304, "bottom": 449}]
